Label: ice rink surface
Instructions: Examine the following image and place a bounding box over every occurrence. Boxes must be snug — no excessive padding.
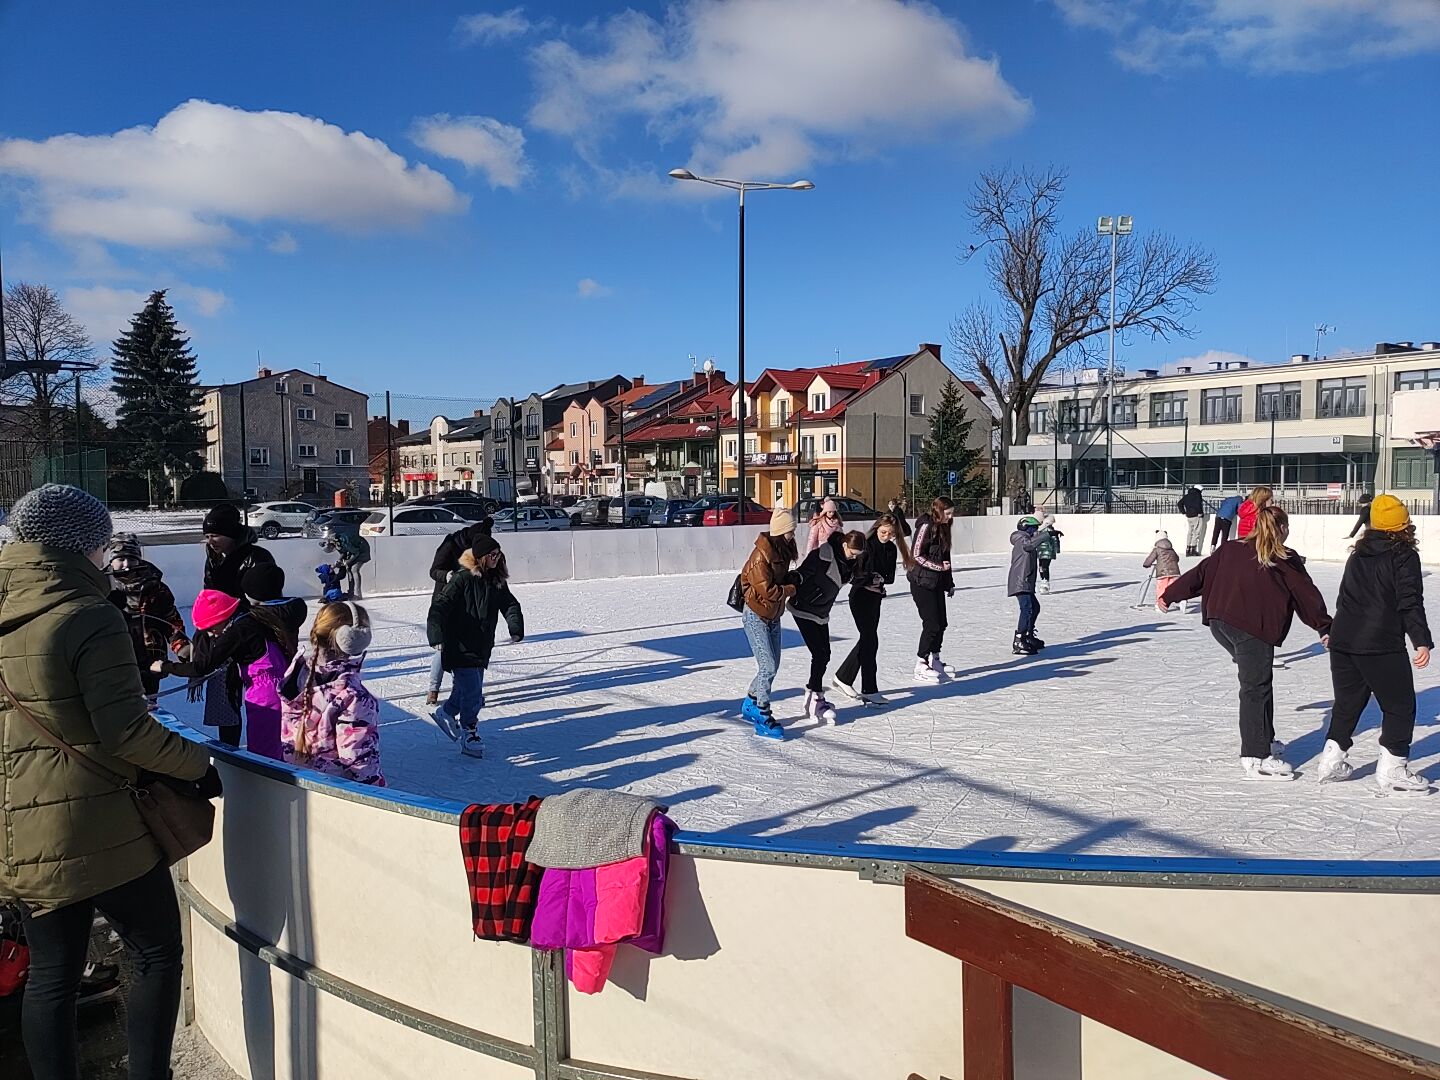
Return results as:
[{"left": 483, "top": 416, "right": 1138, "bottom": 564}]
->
[{"left": 166, "top": 552, "right": 1440, "bottom": 861}]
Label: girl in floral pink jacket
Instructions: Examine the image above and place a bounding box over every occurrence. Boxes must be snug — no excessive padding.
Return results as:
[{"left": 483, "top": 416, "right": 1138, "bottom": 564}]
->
[{"left": 280, "top": 601, "right": 385, "bottom": 785}]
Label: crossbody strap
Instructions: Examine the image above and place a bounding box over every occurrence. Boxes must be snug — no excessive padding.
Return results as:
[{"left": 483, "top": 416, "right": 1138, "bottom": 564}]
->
[{"left": 0, "top": 666, "right": 132, "bottom": 792}]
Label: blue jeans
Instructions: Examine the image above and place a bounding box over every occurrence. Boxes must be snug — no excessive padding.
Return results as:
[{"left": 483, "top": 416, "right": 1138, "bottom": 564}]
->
[
  {"left": 445, "top": 667, "right": 485, "bottom": 729},
  {"left": 428, "top": 649, "right": 445, "bottom": 693},
  {"left": 743, "top": 607, "right": 783, "bottom": 707},
  {"left": 1016, "top": 592, "right": 1040, "bottom": 636}
]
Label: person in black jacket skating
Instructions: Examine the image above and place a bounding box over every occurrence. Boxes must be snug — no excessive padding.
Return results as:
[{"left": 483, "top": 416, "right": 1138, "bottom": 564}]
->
[
  {"left": 788, "top": 530, "right": 865, "bottom": 723},
  {"left": 834, "top": 515, "right": 911, "bottom": 705},
  {"left": 1346, "top": 491, "right": 1374, "bottom": 540},
  {"left": 199, "top": 503, "right": 276, "bottom": 745},
  {"left": 1318, "top": 495, "right": 1433, "bottom": 793},
  {"left": 427, "top": 534, "right": 523, "bottom": 758},
  {"left": 1178, "top": 485, "right": 1205, "bottom": 556},
  {"left": 425, "top": 517, "right": 494, "bottom": 704}
]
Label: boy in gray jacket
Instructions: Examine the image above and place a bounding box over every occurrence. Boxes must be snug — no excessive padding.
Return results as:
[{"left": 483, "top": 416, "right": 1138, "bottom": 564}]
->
[{"left": 1009, "top": 516, "right": 1053, "bottom": 655}]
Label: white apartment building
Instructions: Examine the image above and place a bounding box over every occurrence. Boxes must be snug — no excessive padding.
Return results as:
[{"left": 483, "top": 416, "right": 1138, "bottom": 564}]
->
[
  {"left": 1010, "top": 341, "right": 1440, "bottom": 506},
  {"left": 394, "top": 413, "right": 491, "bottom": 499}
]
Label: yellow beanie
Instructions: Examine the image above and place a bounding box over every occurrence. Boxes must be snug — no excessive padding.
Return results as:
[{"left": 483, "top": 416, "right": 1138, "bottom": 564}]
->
[{"left": 1369, "top": 494, "right": 1410, "bottom": 532}]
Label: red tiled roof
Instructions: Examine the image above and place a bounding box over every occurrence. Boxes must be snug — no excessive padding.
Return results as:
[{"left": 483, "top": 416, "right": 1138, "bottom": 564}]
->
[
  {"left": 614, "top": 419, "right": 725, "bottom": 444},
  {"left": 961, "top": 379, "right": 986, "bottom": 399},
  {"left": 545, "top": 437, "right": 565, "bottom": 451}
]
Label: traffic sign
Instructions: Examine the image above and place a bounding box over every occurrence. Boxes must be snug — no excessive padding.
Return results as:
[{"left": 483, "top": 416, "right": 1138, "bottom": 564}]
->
[{"left": 947, "top": 470, "right": 958, "bottom": 485}]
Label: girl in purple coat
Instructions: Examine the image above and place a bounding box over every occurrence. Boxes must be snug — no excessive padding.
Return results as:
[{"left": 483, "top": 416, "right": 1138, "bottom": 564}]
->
[{"left": 281, "top": 601, "right": 384, "bottom": 785}]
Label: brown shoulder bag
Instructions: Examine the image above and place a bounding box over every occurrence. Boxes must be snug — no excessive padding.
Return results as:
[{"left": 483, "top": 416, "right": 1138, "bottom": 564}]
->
[{"left": 0, "top": 670, "right": 215, "bottom": 865}]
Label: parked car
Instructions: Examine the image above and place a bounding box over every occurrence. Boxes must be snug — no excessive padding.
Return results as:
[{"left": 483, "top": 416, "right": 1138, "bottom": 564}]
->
[
  {"left": 703, "top": 498, "right": 772, "bottom": 526},
  {"left": 492, "top": 507, "right": 573, "bottom": 532},
  {"left": 670, "top": 494, "right": 732, "bottom": 527},
  {"left": 431, "top": 501, "right": 493, "bottom": 523},
  {"left": 663, "top": 498, "right": 697, "bottom": 526},
  {"left": 573, "top": 497, "right": 612, "bottom": 527},
  {"left": 549, "top": 494, "right": 579, "bottom": 509},
  {"left": 360, "top": 506, "right": 468, "bottom": 537},
  {"left": 794, "top": 496, "right": 878, "bottom": 522},
  {"left": 608, "top": 495, "right": 667, "bottom": 528},
  {"left": 302, "top": 507, "right": 374, "bottom": 540},
  {"left": 404, "top": 490, "right": 496, "bottom": 510},
  {"left": 246, "top": 501, "right": 318, "bottom": 539}
]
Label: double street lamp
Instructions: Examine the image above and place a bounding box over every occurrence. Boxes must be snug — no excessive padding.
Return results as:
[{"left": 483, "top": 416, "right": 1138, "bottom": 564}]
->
[
  {"left": 669, "top": 168, "right": 813, "bottom": 509},
  {"left": 1097, "top": 214, "right": 1132, "bottom": 511}
]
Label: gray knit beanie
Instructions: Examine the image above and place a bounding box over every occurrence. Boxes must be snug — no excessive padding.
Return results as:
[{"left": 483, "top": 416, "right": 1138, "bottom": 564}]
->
[{"left": 10, "top": 484, "right": 114, "bottom": 554}]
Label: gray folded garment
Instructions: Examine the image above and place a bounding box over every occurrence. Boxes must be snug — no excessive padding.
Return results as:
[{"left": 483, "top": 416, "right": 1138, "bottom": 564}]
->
[{"left": 526, "top": 789, "right": 666, "bottom": 869}]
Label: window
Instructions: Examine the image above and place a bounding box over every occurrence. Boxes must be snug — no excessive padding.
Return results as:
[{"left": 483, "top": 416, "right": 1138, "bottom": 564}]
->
[
  {"left": 725, "top": 438, "right": 737, "bottom": 461},
  {"left": 1028, "top": 403, "right": 1051, "bottom": 435},
  {"left": 909, "top": 434, "right": 924, "bottom": 456},
  {"left": 296, "top": 407, "right": 316, "bottom": 421},
  {"left": 274, "top": 381, "right": 287, "bottom": 394},
  {"left": 334, "top": 412, "right": 352, "bottom": 429},
  {"left": 811, "top": 393, "right": 828, "bottom": 413},
  {"left": 301, "top": 383, "right": 316, "bottom": 396},
  {"left": 776, "top": 400, "right": 789, "bottom": 425},
  {"left": 745, "top": 437, "right": 757, "bottom": 455},
  {"left": 909, "top": 394, "right": 925, "bottom": 415},
  {"left": 297, "top": 444, "right": 318, "bottom": 459},
  {"left": 590, "top": 449, "right": 602, "bottom": 466},
  {"left": 1393, "top": 449, "right": 1434, "bottom": 490},
  {"left": 589, "top": 419, "right": 598, "bottom": 437},
  {"left": 1397, "top": 368, "right": 1440, "bottom": 391},
  {"left": 1150, "top": 391, "right": 1187, "bottom": 427},
  {"left": 1111, "top": 395, "right": 1139, "bottom": 428},
  {"left": 249, "top": 448, "right": 270, "bottom": 466},
  {"left": 570, "top": 451, "right": 580, "bottom": 465},
  {"left": 823, "top": 433, "right": 838, "bottom": 453},
  {"left": 799, "top": 435, "right": 815, "bottom": 460},
  {"left": 1057, "top": 399, "right": 1094, "bottom": 432},
  {"left": 335, "top": 448, "right": 353, "bottom": 466},
  {"left": 1200, "top": 387, "right": 1242, "bottom": 425},
  {"left": 1318, "top": 377, "right": 1367, "bottom": 418},
  {"left": 464, "top": 453, "right": 472, "bottom": 465},
  {"left": 493, "top": 450, "right": 508, "bottom": 472},
  {"left": 525, "top": 411, "right": 540, "bottom": 439},
  {"left": 525, "top": 450, "right": 539, "bottom": 468},
  {"left": 1256, "top": 382, "right": 1301, "bottom": 421},
  {"left": 569, "top": 422, "right": 577, "bottom": 436}
]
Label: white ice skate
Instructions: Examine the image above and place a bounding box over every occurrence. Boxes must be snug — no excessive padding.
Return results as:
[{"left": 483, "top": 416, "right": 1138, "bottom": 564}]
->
[
  {"left": 1039, "top": 580, "right": 1050, "bottom": 594},
  {"left": 431, "top": 706, "right": 460, "bottom": 742},
  {"left": 805, "top": 691, "right": 838, "bottom": 725},
  {"left": 1240, "top": 755, "right": 1295, "bottom": 781},
  {"left": 1375, "top": 750, "right": 1431, "bottom": 796},
  {"left": 913, "top": 659, "right": 941, "bottom": 683},
  {"left": 860, "top": 690, "right": 890, "bottom": 706},
  {"left": 929, "top": 653, "right": 957, "bottom": 678},
  {"left": 832, "top": 676, "right": 862, "bottom": 701},
  {"left": 1316, "top": 740, "right": 1353, "bottom": 783}
]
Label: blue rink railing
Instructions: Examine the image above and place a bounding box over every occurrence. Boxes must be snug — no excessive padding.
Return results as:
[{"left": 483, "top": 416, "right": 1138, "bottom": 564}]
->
[{"left": 165, "top": 721, "right": 1440, "bottom": 1080}]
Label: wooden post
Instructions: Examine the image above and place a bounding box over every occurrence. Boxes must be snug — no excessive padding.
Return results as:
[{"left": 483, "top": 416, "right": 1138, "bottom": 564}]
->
[{"left": 962, "top": 966, "right": 1013, "bottom": 1080}]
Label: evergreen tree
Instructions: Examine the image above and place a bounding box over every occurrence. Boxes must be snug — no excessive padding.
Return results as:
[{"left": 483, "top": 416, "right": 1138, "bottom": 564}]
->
[
  {"left": 913, "top": 379, "right": 991, "bottom": 512},
  {"left": 111, "top": 290, "right": 206, "bottom": 498}
]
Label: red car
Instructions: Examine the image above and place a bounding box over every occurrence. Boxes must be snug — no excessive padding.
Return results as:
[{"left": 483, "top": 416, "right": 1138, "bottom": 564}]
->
[{"left": 703, "top": 497, "right": 772, "bottom": 526}]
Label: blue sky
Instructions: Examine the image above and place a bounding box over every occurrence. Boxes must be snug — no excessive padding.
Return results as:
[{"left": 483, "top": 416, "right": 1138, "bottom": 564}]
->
[{"left": 2, "top": 0, "right": 1438, "bottom": 403}]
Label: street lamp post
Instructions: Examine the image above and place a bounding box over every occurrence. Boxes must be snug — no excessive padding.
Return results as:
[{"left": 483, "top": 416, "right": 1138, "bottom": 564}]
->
[
  {"left": 1096, "top": 214, "right": 1133, "bottom": 511},
  {"left": 669, "top": 168, "right": 813, "bottom": 510}
]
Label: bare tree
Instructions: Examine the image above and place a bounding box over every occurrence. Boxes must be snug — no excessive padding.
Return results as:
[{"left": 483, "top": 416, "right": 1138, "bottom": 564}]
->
[
  {"left": 949, "top": 166, "right": 1217, "bottom": 497},
  {"left": 1, "top": 282, "right": 97, "bottom": 457}
]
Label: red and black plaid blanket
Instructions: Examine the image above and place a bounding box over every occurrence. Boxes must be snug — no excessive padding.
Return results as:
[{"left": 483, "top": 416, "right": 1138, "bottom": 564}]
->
[{"left": 459, "top": 797, "right": 544, "bottom": 942}]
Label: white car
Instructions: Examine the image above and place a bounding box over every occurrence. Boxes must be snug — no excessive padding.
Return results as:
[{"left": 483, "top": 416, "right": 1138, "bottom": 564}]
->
[
  {"left": 245, "top": 501, "right": 319, "bottom": 539},
  {"left": 360, "top": 506, "right": 469, "bottom": 537},
  {"left": 491, "top": 507, "right": 574, "bottom": 532}
]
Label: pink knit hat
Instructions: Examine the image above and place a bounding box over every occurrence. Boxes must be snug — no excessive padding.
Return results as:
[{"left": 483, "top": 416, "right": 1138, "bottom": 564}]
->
[{"left": 192, "top": 589, "right": 241, "bottom": 631}]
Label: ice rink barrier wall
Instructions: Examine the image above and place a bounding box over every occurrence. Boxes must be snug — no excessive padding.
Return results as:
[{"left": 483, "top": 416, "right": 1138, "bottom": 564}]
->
[
  {"left": 174, "top": 728, "right": 1440, "bottom": 1080},
  {"left": 143, "top": 512, "right": 1440, "bottom": 607}
]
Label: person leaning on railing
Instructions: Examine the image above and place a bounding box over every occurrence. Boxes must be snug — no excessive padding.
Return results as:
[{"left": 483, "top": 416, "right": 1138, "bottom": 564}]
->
[{"left": 0, "top": 484, "right": 218, "bottom": 1080}]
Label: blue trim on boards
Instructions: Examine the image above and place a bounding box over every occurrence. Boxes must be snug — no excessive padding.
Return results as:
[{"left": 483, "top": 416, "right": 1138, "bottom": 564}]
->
[{"left": 159, "top": 713, "right": 1440, "bottom": 880}]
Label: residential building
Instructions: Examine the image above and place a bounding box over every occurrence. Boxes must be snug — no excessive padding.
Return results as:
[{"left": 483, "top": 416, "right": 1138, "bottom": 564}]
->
[
  {"left": 367, "top": 416, "right": 409, "bottom": 501},
  {"left": 619, "top": 378, "right": 732, "bottom": 498},
  {"left": 1009, "top": 340, "right": 1440, "bottom": 506},
  {"left": 717, "top": 344, "right": 990, "bottom": 508},
  {"left": 393, "top": 412, "right": 491, "bottom": 499},
  {"left": 201, "top": 368, "right": 369, "bottom": 502},
  {"left": 533, "top": 377, "right": 632, "bottom": 495}
]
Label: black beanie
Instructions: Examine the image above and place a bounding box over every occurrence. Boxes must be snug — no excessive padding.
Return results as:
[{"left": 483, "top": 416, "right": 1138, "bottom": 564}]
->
[
  {"left": 202, "top": 503, "right": 245, "bottom": 540},
  {"left": 470, "top": 534, "right": 500, "bottom": 560},
  {"left": 241, "top": 563, "right": 286, "bottom": 602}
]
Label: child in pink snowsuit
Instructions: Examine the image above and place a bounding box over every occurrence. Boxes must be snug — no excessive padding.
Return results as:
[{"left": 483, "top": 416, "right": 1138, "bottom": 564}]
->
[{"left": 1144, "top": 531, "right": 1183, "bottom": 613}]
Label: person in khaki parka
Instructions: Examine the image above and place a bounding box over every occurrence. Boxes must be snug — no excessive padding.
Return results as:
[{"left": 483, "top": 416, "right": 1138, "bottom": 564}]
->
[{"left": 0, "top": 484, "right": 212, "bottom": 1080}]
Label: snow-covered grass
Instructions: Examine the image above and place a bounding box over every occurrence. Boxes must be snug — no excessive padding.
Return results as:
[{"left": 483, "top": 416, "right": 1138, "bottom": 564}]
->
[{"left": 164, "top": 553, "right": 1440, "bottom": 861}]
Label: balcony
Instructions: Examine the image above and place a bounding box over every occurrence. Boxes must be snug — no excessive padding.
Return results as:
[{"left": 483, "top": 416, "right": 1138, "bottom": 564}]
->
[{"left": 750, "top": 410, "right": 792, "bottom": 431}]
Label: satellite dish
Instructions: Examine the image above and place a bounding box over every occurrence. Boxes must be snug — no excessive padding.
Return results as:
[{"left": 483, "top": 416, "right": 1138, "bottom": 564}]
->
[{"left": 702, "top": 357, "right": 716, "bottom": 375}]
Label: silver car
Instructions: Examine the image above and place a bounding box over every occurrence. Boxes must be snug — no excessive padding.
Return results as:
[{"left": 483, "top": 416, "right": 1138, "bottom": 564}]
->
[
  {"left": 492, "top": 506, "right": 573, "bottom": 532},
  {"left": 608, "top": 495, "right": 666, "bottom": 527}
]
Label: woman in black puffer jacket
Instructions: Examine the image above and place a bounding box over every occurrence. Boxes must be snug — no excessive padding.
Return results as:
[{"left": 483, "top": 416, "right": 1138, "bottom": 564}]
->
[
  {"left": 788, "top": 530, "right": 865, "bottom": 724},
  {"left": 1318, "top": 495, "right": 1433, "bottom": 793}
]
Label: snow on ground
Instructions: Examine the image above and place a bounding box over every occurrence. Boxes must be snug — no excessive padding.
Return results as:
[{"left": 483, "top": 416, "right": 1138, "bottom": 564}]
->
[{"left": 164, "top": 553, "right": 1440, "bottom": 862}]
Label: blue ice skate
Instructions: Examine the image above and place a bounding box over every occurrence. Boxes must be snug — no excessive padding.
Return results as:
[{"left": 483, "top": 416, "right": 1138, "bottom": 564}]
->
[{"left": 741, "top": 696, "right": 783, "bottom": 740}]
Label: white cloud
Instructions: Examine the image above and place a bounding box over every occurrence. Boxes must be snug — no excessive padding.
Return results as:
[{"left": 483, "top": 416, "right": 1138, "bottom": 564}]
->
[
  {"left": 576, "top": 277, "right": 612, "bottom": 299},
  {"left": 0, "top": 99, "right": 467, "bottom": 251},
  {"left": 64, "top": 284, "right": 228, "bottom": 344},
  {"left": 267, "top": 231, "right": 299, "bottom": 254},
  {"left": 411, "top": 114, "right": 529, "bottom": 189},
  {"left": 527, "top": 0, "right": 1030, "bottom": 186},
  {"left": 1054, "top": 0, "right": 1440, "bottom": 73},
  {"left": 457, "top": 8, "right": 531, "bottom": 44}
]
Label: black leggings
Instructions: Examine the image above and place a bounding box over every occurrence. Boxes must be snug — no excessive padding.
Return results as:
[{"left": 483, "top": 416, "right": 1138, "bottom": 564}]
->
[
  {"left": 836, "top": 589, "right": 882, "bottom": 693},
  {"left": 793, "top": 615, "right": 831, "bottom": 693},
  {"left": 911, "top": 586, "right": 947, "bottom": 658},
  {"left": 1210, "top": 516, "right": 1233, "bottom": 548},
  {"left": 20, "top": 860, "right": 184, "bottom": 1080}
]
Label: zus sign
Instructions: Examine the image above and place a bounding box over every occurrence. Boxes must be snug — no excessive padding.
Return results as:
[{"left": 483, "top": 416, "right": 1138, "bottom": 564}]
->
[{"left": 1189, "top": 441, "right": 1243, "bottom": 455}]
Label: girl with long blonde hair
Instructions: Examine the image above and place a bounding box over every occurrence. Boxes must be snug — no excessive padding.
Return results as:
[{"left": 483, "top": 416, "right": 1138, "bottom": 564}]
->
[{"left": 1161, "top": 505, "right": 1332, "bottom": 780}]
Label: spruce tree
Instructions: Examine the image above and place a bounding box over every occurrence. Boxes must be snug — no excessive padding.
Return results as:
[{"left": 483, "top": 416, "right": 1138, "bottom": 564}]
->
[
  {"left": 913, "top": 379, "right": 991, "bottom": 512},
  {"left": 111, "top": 290, "right": 207, "bottom": 497}
]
